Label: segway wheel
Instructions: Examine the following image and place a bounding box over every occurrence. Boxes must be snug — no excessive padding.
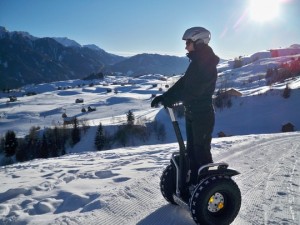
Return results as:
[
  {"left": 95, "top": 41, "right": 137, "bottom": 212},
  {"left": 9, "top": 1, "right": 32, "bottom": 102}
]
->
[
  {"left": 160, "top": 164, "right": 177, "bottom": 205},
  {"left": 190, "top": 175, "right": 241, "bottom": 225}
]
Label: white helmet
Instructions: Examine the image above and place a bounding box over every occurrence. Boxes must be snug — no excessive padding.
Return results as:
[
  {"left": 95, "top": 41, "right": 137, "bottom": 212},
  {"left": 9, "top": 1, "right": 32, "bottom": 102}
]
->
[{"left": 182, "top": 27, "right": 211, "bottom": 44}]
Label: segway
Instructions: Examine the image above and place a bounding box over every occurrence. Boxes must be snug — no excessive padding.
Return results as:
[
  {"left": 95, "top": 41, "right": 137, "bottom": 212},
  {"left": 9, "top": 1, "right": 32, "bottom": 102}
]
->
[{"left": 160, "top": 107, "right": 241, "bottom": 225}]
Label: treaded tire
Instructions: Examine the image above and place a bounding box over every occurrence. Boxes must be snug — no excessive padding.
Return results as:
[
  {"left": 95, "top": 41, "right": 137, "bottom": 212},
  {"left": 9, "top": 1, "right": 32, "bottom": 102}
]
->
[
  {"left": 190, "top": 175, "right": 241, "bottom": 225},
  {"left": 160, "top": 164, "right": 177, "bottom": 205}
]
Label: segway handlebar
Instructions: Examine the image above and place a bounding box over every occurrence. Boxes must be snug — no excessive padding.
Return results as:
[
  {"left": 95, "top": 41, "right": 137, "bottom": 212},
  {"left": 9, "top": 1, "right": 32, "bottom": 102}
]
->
[
  {"left": 166, "top": 107, "right": 185, "bottom": 150},
  {"left": 166, "top": 106, "right": 187, "bottom": 197},
  {"left": 166, "top": 107, "right": 176, "bottom": 122}
]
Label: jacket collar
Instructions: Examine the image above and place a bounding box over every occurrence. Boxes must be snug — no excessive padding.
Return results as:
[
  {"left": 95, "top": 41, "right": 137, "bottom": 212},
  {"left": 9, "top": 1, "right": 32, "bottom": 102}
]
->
[
  {"left": 186, "top": 51, "right": 197, "bottom": 61},
  {"left": 186, "top": 46, "right": 220, "bottom": 67}
]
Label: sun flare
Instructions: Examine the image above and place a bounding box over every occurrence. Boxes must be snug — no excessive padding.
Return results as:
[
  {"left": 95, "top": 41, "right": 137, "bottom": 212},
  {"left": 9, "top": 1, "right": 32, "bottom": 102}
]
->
[{"left": 249, "top": 0, "right": 280, "bottom": 22}]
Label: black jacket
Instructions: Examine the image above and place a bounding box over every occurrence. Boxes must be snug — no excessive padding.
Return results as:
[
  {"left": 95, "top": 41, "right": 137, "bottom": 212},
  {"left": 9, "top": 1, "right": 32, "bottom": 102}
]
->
[{"left": 163, "top": 44, "right": 219, "bottom": 111}]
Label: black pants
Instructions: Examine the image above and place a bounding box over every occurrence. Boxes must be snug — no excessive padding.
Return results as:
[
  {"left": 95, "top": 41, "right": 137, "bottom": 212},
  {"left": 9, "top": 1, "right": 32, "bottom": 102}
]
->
[{"left": 185, "top": 107, "right": 215, "bottom": 177}]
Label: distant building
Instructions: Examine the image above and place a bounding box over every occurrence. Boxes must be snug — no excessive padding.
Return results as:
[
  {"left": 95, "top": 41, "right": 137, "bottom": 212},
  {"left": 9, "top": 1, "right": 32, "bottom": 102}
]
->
[
  {"left": 63, "top": 116, "right": 76, "bottom": 125},
  {"left": 281, "top": 122, "right": 295, "bottom": 132},
  {"left": 270, "top": 50, "right": 279, "bottom": 58},
  {"left": 218, "top": 88, "right": 242, "bottom": 97},
  {"left": 75, "top": 98, "right": 84, "bottom": 103},
  {"left": 226, "top": 89, "right": 242, "bottom": 97},
  {"left": 270, "top": 48, "right": 300, "bottom": 58},
  {"left": 8, "top": 96, "right": 17, "bottom": 102},
  {"left": 88, "top": 106, "right": 96, "bottom": 112}
]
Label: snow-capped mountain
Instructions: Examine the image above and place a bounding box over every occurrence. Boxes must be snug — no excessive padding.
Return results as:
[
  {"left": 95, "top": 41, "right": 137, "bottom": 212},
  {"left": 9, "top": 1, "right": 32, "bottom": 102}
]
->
[
  {"left": 0, "top": 27, "right": 126, "bottom": 89},
  {"left": 0, "top": 27, "right": 188, "bottom": 89},
  {"left": 107, "top": 53, "right": 189, "bottom": 76},
  {"left": 83, "top": 44, "right": 104, "bottom": 51},
  {"left": 0, "top": 26, "right": 37, "bottom": 41},
  {"left": 52, "top": 37, "right": 82, "bottom": 48}
]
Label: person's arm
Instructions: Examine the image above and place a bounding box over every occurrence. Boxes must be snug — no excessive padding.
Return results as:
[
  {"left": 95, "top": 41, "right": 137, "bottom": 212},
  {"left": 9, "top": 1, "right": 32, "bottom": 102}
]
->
[{"left": 163, "top": 75, "right": 186, "bottom": 105}]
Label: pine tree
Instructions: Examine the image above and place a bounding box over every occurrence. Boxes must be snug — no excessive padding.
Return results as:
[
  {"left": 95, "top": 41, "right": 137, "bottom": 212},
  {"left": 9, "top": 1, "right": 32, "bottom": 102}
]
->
[
  {"left": 4, "top": 130, "right": 18, "bottom": 157},
  {"left": 0, "top": 136, "right": 5, "bottom": 154},
  {"left": 282, "top": 84, "right": 291, "bottom": 99},
  {"left": 71, "top": 117, "right": 80, "bottom": 146},
  {"left": 95, "top": 123, "right": 106, "bottom": 150},
  {"left": 52, "top": 127, "right": 60, "bottom": 157},
  {"left": 26, "top": 126, "right": 39, "bottom": 159},
  {"left": 233, "top": 56, "right": 243, "bottom": 68},
  {"left": 126, "top": 110, "right": 135, "bottom": 125},
  {"left": 40, "top": 133, "right": 49, "bottom": 158},
  {"left": 15, "top": 139, "right": 28, "bottom": 162}
]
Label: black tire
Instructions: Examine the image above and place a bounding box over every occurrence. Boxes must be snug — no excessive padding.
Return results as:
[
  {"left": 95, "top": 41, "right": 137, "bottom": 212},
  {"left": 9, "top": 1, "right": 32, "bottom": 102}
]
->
[
  {"left": 160, "top": 164, "right": 177, "bottom": 205},
  {"left": 190, "top": 175, "right": 241, "bottom": 225}
]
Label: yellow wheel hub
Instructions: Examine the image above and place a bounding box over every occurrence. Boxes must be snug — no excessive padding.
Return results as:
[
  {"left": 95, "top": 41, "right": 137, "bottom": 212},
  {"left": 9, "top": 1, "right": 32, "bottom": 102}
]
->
[{"left": 207, "top": 192, "right": 225, "bottom": 213}]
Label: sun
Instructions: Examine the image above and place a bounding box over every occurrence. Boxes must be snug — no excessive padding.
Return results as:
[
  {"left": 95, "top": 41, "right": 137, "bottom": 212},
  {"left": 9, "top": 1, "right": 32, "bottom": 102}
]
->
[{"left": 249, "top": 0, "right": 280, "bottom": 22}]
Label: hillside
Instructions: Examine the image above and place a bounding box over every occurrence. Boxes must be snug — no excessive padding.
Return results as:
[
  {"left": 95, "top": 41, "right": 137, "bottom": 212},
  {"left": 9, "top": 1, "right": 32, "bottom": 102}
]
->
[
  {"left": 0, "top": 27, "right": 124, "bottom": 89},
  {"left": 107, "top": 53, "right": 188, "bottom": 76},
  {"left": 0, "top": 27, "right": 188, "bottom": 89},
  {"left": 1, "top": 45, "right": 300, "bottom": 139},
  {"left": 0, "top": 45, "right": 300, "bottom": 225}
]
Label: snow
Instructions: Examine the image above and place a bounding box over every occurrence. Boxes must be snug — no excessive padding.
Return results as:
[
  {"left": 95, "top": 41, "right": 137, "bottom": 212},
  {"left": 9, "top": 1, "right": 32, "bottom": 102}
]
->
[
  {"left": 0, "top": 47, "right": 300, "bottom": 224},
  {"left": 52, "top": 37, "right": 81, "bottom": 48},
  {"left": 0, "top": 133, "right": 299, "bottom": 225}
]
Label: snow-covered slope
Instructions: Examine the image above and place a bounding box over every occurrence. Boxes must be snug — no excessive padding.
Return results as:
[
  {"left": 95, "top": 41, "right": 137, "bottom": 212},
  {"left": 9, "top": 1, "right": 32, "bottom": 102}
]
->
[
  {"left": 0, "top": 132, "right": 299, "bottom": 225},
  {"left": 0, "top": 46, "right": 300, "bottom": 224},
  {"left": 0, "top": 71, "right": 299, "bottom": 139},
  {"left": 52, "top": 37, "right": 81, "bottom": 48}
]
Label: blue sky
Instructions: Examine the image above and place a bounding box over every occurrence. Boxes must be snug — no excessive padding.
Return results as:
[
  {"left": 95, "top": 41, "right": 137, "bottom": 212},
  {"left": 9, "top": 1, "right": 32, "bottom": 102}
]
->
[{"left": 0, "top": 0, "right": 299, "bottom": 59}]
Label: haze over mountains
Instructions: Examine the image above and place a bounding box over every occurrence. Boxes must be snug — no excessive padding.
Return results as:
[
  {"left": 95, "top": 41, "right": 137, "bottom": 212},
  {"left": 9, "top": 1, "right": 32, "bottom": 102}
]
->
[{"left": 0, "top": 26, "right": 188, "bottom": 89}]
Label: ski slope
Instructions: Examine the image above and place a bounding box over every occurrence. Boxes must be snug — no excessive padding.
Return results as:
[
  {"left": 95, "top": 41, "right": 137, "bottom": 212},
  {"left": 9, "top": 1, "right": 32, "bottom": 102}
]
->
[{"left": 0, "top": 132, "right": 299, "bottom": 225}]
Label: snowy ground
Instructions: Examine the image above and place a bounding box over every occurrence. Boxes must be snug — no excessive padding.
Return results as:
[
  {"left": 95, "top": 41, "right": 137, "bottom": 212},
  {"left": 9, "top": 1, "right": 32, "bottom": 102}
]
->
[
  {"left": 1, "top": 47, "right": 300, "bottom": 224},
  {"left": 1, "top": 50, "right": 300, "bottom": 138},
  {"left": 0, "top": 132, "right": 299, "bottom": 225}
]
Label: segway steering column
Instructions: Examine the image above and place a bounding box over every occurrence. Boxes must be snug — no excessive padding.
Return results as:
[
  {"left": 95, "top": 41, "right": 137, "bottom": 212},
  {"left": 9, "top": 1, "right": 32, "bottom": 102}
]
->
[{"left": 166, "top": 107, "right": 189, "bottom": 197}]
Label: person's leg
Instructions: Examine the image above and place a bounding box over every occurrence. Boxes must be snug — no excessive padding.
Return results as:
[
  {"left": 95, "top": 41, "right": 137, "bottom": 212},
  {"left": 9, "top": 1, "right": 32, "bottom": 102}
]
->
[
  {"left": 185, "top": 114, "right": 196, "bottom": 183},
  {"left": 190, "top": 109, "right": 215, "bottom": 167}
]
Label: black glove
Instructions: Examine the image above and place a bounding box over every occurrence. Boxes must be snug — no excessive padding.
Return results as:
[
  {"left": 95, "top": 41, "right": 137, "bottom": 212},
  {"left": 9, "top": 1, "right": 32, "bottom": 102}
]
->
[
  {"left": 151, "top": 95, "right": 164, "bottom": 107},
  {"left": 162, "top": 97, "right": 174, "bottom": 108}
]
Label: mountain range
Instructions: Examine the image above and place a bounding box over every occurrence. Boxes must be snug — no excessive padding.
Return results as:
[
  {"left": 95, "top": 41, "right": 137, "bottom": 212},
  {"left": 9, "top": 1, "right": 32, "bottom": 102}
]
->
[{"left": 0, "top": 27, "right": 189, "bottom": 89}]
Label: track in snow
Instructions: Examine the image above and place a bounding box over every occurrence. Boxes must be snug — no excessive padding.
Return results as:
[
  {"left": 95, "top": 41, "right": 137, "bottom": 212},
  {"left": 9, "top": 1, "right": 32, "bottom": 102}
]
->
[
  {"left": 74, "top": 133, "right": 300, "bottom": 225},
  {"left": 228, "top": 134, "right": 300, "bottom": 225}
]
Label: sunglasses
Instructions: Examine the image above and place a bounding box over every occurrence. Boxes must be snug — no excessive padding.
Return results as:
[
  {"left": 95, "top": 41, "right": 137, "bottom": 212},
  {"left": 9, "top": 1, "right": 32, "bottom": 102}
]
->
[{"left": 186, "top": 40, "right": 193, "bottom": 46}]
